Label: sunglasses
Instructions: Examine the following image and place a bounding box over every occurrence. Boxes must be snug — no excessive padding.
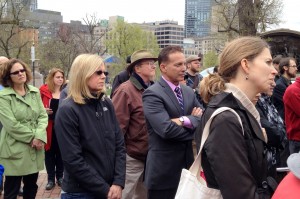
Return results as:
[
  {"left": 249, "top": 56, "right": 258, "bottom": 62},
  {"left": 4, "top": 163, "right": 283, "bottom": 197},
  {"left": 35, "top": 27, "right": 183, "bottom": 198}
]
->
[
  {"left": 10, "top": 69, "right": 26, "bottom": 75},
  {"left": 95, "top": 70, "right": 109, "bottom": 76}
]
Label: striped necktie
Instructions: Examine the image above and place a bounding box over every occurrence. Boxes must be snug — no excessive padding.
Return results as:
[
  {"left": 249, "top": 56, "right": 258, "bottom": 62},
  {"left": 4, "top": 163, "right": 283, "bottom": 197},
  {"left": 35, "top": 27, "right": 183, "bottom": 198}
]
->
[{"left": 174, "top": 87, "right": 184, "bottom": 114}]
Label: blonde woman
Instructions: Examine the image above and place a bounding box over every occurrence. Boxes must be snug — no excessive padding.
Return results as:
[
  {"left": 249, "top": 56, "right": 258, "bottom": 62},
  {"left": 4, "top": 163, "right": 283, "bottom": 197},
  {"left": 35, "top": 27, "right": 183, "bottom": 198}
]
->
[
  {"left": 55, "top": 54, "right": 125, "bottom": 199},
  {"left": 0, "top": 58, "right": 47, "bottom": 198},
  {"left": 197, "top": 37, "right": 278, "bottom": 199},
  {"left": 40, "top": 68, "right": 66, "bottom": 190}
]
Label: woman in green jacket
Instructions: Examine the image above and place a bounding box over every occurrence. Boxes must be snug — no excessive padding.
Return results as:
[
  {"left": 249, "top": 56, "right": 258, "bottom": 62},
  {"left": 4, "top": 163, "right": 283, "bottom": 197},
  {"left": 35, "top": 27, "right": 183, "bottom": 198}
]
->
[{"left": 0, "top": 58, "right": 48, "bottom": 199}]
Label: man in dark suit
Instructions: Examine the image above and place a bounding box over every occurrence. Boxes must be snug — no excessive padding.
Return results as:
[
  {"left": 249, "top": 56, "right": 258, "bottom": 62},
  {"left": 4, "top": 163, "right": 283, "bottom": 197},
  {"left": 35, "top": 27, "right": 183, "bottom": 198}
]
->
[{"left": 142, "top": 46, "right": 203, "bottom": 199}]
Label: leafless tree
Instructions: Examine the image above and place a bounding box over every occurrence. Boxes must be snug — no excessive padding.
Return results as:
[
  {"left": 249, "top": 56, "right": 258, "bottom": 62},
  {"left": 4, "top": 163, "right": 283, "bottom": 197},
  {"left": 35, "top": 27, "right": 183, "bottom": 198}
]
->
[
  {"left": 0, "top": 0, "right": 33, "bottom": 58},
  {"left": 214, "top": 0, "right": 283, "bottom": 36},
  {"left": 73, "top": 13, "right": 108, "bottom": 55}
]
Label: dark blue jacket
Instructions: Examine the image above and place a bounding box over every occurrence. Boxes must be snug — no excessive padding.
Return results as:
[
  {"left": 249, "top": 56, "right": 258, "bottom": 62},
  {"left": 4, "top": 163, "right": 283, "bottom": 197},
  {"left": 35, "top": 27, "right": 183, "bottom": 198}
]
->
[{"left": 272, "top": 76, "right": 291, "bottom": 121}]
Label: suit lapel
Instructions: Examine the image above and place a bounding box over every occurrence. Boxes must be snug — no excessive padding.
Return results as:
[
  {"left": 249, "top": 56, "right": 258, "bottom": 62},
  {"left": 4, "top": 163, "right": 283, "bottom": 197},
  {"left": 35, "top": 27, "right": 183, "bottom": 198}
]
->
[
  {"left": 158, "top": 77, "right": 183, "bottom": 116},
  {"left": 245, "top": 110, "right": 267, "bottom": 143}
]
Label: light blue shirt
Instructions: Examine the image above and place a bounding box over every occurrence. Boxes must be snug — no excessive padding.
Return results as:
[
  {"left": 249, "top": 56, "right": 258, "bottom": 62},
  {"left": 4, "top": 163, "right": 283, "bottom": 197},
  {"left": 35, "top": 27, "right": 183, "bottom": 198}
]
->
[{"left": 0, "top": 85, "right": 3, "bottom": 90}]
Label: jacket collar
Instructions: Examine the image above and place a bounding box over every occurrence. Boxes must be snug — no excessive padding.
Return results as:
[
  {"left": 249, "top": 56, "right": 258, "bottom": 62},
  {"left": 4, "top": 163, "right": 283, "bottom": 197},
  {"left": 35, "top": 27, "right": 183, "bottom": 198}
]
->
[
  {"left": 225, "top": 83, "right": 260, "bottom": 123},
  {"left": 39, "top": 84, "right": 52, "bottom": 98},
  {"left": 208, "top": 91, "right": 266, "bottom": 143},
  {"left": 0, "top": 85, "right": 39, "bottom": 106},
  {"left": 85, "top": 92, "right": 105, "bottom": 104},
  {"left": 280, "top": 75, "right": 291, "bottom": 86},
  {"left": 129, "top": 73, "right": 153, "bottom": 91},
  {"left": 0, "top": 84, "right": 38, "bottom": 96},
  {"left": 158, "top": 77, "right": 185, "bottom": 116}
]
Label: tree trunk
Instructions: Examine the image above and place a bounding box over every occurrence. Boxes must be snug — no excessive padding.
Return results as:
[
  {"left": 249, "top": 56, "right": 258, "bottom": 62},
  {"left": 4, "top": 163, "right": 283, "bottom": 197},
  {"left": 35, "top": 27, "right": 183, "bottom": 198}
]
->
[{"left": 238, "top": 0, "right": 257, "bottom": 36}]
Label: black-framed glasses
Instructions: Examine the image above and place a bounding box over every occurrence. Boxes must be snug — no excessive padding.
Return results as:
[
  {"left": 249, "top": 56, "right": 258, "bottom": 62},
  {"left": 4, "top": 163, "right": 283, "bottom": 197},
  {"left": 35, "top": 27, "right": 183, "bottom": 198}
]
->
[
  {"left": 289, "top": 65, "right": 298, "bottom": 68},
  {"left": 95, "top": 70, "right": 109, "bottom": 76},
  {"left": 10, "top": 69, "right": 26, "bottom": 75}
]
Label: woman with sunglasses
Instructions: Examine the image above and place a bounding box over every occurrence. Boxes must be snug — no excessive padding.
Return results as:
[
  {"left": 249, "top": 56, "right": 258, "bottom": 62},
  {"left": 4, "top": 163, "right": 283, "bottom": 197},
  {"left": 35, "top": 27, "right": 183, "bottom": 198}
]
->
[
  {"left": 55, "top": 54, "right": 125, "bottom": 199},
  {"left": 39, "top": 68, "right": 66, "bottom": 190},
  {"left": 0, "top": 58, "right": 48, "bottom": 198}
]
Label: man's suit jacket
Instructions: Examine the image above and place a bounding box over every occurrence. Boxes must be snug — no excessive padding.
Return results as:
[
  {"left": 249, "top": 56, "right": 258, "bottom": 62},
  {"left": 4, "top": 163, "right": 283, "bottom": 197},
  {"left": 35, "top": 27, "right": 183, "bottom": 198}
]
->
[{"left": 142, "top": 77, "right": 202, "bottom": 190}]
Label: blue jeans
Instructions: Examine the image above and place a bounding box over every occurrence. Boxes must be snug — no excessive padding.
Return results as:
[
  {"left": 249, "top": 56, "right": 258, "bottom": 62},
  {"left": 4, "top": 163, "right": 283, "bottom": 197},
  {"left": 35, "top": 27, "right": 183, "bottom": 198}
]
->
[
  {"left": 289, "top": 140, "right": 300, "bottom": 154},
  {"left": 61, "top": 192, "right": 96, "bottom": 199}
]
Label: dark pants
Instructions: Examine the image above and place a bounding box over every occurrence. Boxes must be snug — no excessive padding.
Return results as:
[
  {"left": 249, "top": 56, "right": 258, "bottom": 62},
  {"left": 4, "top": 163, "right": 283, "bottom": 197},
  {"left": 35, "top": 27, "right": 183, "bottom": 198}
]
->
[
  {"left": 61, "top": 192, "right": 96, "bottom": 199},
  {"left": 148, "top": 188, "right": 177, "bottom": 199},
  {"left": 4, "top": 173, "right": 38, "bottom": 199},
  {"left": 45, "top": 129, "right": 64, "bottom": 182},
  {"left": 289, "top": 140, "right": 300, "bottom": 154}
]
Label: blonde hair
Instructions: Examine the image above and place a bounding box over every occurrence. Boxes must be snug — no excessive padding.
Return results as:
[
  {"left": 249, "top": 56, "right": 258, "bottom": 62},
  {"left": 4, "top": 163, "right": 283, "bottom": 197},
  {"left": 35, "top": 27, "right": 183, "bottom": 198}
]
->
[
  {"left": 68, "top": 54, "right": 105, "bottom": 104},
  {"left": 200, "top": 36, "right": 269, "bottom": 103},
  {"left": 46, "top": 68, "right": 66, "bottom": 93}
]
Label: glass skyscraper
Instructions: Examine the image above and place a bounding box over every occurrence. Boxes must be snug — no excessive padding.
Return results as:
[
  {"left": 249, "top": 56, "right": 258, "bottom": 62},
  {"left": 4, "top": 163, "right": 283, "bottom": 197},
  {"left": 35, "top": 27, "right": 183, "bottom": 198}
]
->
[{"left": 185, "top": 0, "right": 213, "bottom": 38}]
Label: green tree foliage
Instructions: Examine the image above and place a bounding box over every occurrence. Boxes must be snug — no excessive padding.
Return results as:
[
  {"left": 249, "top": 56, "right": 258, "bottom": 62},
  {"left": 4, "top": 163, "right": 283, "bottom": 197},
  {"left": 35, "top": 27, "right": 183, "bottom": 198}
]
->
[
  {"left": 105, "top": 20, "right": 160, "bottom": 78},
  {"left": 203, "top": 51, "right": 218, "bottom": 69}
]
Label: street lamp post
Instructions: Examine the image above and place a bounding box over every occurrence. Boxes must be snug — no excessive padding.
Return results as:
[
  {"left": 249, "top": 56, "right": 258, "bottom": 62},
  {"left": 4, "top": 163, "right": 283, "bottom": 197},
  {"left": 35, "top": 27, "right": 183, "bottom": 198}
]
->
[{"left": 31, "top": 42, "right": 35, "bottom": 86}]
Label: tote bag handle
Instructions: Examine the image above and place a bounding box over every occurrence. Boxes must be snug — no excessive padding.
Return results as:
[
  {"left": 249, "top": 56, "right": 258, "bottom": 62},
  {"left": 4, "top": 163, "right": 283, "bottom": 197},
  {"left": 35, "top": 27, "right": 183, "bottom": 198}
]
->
[{"left": 189, "top": 107, "right": 244, "bottom": 182}]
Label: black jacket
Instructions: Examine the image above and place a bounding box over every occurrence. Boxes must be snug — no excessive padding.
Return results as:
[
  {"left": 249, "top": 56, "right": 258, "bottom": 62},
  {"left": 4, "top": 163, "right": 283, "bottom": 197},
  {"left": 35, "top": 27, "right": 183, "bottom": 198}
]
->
[
  {"left": 196, "top": 92, "right": 270, "bottom": 199},
  {"left": 55, "top": 95, "right": 125, "bottom": 198},
  {"left": 110, "top": 70, "right": 130, "bottom": 99},
  {"left": 272, "top": 76, "right": 290, "bottom": 121}
]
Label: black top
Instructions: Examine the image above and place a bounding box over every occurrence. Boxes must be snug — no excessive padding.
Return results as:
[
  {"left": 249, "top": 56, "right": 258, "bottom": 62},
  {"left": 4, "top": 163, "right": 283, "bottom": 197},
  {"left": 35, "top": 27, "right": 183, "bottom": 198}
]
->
[{"left": 49, "top": 98, "right": 59, "bottom": 120}]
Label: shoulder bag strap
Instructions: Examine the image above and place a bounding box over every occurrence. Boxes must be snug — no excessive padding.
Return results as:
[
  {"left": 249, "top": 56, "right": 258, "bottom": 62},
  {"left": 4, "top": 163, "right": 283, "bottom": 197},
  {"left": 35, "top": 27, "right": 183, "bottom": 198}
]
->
[{"left": 189, "top": 107, "right": 244, "bottom": 183}]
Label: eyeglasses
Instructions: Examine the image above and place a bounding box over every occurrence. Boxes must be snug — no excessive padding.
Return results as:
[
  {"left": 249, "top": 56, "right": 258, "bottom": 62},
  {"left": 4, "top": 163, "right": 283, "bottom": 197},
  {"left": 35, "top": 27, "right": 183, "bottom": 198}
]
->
[
  {"left": 289, "top": 65, "right": 298, "bottom": 68},
  {"left": 10, "top": 69, "right": 26, "bottom": 75},
  {"left": 142, "top": 61, "right": 157, "bottom": 68},
  {"left": 95, "top": 70, "right": 109, "bottom": 76}
]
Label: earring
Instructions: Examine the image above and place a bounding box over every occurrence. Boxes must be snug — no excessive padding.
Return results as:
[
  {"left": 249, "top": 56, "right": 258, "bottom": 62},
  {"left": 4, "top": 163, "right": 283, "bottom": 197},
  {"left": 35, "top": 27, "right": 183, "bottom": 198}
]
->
[{"left": 246, "top": 75, "right": 249, "bottom": 80}]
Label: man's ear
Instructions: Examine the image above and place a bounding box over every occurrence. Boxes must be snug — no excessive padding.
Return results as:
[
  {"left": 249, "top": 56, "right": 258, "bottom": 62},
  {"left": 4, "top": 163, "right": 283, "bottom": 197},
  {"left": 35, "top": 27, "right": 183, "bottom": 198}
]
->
[
  {"left": 283, "top": 65, "right": 289, "bottom": 72},
  {"left": 160, "top": 63, "right": 167, "bottom": 72}
]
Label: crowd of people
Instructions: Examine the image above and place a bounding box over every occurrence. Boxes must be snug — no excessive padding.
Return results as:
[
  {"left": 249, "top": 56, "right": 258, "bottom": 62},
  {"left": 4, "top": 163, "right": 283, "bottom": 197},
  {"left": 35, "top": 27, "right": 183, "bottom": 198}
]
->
[{"left": 0, "top": 35, "right": 299, "bottom": 199}]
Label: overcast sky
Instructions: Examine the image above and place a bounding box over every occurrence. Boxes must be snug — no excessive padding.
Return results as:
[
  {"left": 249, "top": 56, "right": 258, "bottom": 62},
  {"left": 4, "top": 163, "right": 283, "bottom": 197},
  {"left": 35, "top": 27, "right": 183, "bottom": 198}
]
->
[{"left": 39, "top": 0, "right": 300, "bottom": 31}]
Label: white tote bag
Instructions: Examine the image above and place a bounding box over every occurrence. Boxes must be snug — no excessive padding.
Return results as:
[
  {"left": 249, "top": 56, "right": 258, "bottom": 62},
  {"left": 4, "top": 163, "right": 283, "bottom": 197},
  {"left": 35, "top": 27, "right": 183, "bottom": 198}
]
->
[{"left": 175, "top": 107, "right": 244, "bottom": 199}]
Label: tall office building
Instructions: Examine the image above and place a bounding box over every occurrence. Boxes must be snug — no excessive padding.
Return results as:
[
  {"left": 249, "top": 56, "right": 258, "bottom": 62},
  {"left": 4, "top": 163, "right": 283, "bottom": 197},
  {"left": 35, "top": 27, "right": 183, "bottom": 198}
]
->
[
  {"left": 185, "top": 0, "right": 213, "bottom": 38},
  {"left": 134, "top": 20, "right": 184, "bottom": 49}
]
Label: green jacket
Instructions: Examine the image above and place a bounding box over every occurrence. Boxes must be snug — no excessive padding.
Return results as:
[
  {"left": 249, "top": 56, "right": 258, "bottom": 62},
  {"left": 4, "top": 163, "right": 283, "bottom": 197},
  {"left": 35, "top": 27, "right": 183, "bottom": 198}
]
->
[{"left": 0, "top": 85, "right": 48, "bottom": 176}]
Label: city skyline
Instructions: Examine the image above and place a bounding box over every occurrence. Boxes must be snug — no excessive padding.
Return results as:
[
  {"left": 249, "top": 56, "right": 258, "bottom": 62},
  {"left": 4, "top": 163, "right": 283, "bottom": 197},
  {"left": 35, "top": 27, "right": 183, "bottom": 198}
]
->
[
  {"left": 38, "top": 0, "right": 300, "bottom": 32},
  {"left": 39, "top": 0, "right": 185, "bottom": 25}
]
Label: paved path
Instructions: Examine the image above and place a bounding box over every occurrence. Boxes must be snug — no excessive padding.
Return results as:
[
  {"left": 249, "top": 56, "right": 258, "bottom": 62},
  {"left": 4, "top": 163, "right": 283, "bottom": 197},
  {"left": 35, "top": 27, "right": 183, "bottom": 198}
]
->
[{"left": 0, "top": 170, "right": 61, "bottom": 199}]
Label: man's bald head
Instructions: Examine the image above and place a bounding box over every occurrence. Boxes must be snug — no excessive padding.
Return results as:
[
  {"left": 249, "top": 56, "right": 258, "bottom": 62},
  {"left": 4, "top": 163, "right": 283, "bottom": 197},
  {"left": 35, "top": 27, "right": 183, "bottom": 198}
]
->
[{"left": 0, "top": 56, "right": 9, "bottom": 65}]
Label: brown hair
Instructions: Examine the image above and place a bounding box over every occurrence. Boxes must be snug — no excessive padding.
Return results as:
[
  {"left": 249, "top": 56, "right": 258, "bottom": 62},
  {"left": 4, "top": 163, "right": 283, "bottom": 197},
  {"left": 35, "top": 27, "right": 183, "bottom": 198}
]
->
[
  {"left": 0, "top": 58, "right": 32, "bottom": 87},
  {"left": 200, "top": 36, "right": 269, "bottom": 103},
  {"left": 279, "top": 57, "right": 296, "bottom": 75},
  {"left": 46, "top": 68, "right": 66, "bottom": 93},
  {"left": 158, "top": 45, "right": 183, "bottom": 66},
  {"left": 272, "top": 55, "right": 282, "bottom": 65}
]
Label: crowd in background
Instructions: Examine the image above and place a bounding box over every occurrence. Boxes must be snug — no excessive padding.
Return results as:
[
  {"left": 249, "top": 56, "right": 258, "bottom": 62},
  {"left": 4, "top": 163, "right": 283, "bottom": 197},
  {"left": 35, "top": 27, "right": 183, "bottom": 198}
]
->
[{"left": 0, "top": 35, "right": 300, "bottom": 199}]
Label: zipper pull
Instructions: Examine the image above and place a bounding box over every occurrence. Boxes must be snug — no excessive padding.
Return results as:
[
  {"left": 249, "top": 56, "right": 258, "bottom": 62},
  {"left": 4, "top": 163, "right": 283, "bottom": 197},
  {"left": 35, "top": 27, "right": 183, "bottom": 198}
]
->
[{"left": 96, "top": 112, "right": 99, "bottom": 118}]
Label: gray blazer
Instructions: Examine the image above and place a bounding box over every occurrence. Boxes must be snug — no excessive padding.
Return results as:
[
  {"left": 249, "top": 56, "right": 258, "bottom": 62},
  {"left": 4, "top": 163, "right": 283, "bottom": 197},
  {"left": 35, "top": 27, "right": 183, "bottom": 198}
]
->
[{"left": 142, "top": 77, "right": 202, "bottom": 190}]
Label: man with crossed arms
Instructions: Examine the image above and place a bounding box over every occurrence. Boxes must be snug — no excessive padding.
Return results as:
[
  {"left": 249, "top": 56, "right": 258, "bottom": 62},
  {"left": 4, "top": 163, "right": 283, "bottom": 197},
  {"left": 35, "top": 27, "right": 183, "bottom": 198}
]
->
[{"left": 142, "top": 46, "right": 203, "bottom": 199}]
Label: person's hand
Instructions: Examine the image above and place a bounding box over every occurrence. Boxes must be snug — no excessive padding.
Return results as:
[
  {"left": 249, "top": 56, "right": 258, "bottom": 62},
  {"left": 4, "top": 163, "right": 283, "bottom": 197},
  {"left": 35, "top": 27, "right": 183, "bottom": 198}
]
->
[
  {"left": 171, "top": 118, "right": 182, "bottom": 126},
  {"left": 45, "top": 107, "right": 53, "bottom": 115},
  {"left": 107, "top": 185, "right": 122, "bottom": 199},
  {"left": 191, "top": 107, "right": 202, "bottom": 116},
  {"left": 31, "top": 138, "right": 44, "bottom": 150}
]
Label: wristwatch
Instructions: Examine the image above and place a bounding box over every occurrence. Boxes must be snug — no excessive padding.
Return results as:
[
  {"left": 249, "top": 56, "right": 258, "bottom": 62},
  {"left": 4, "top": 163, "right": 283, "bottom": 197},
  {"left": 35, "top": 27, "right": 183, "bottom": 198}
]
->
[{"left": 179, "top": 117, "right": 184, "bottom": 124}]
